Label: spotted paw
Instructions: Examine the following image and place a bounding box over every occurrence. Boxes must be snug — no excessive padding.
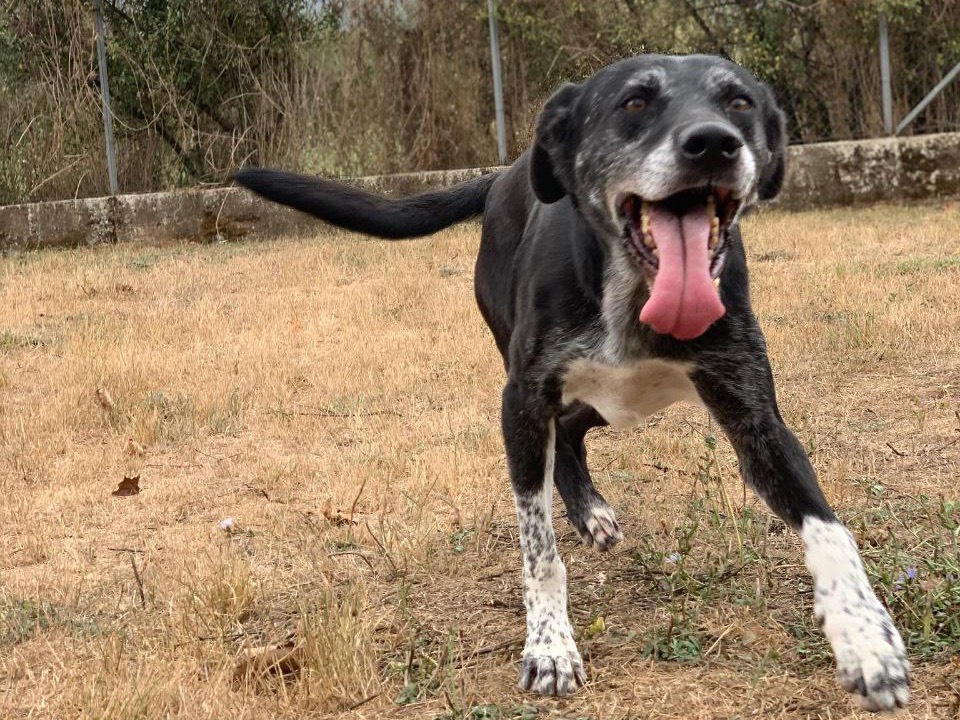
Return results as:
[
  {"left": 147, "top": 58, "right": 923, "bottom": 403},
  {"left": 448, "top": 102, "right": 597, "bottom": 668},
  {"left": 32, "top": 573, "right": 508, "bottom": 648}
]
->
[
  {"left": 803, "top": 517, "right": 911, "bottom": 712},
  {"left": 518, "top": 649, "right": 586, "bottom": 696},
  {"left": 819, "top": 590, "right": 911, "bottom": 711},
  {"left": 572, "top": 500, "right": 623, "bottom": 551}
]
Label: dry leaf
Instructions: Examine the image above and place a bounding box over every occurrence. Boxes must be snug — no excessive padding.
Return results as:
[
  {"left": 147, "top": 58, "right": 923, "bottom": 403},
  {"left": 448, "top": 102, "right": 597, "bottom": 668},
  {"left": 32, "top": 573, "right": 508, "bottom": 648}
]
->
[
  {"left": 321, "top": 500, "right": 355, "bottom": 526},
  {"left": 233, "top": 642, "right": 301, "bottom": 685},
  {"left": 112, "top": 474, "right": 141, "bottom": 496},
  {"left": 95, "top": 387, "right": 115, "bottom": 412},
  {"left": 125, "top": 438, "right": 145, "bottom": 456},
  {"left": 582, "top": 615, "right": 606, "bottom": 640}
]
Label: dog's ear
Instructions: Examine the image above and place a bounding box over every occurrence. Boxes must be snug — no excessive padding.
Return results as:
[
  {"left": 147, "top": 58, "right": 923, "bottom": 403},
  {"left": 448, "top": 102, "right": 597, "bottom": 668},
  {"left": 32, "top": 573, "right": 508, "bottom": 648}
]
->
[
  {"left": 757, "top": 83, "right": 787, "bottom": 201},
  {"left": 530, "top": 83, "right": 582, "bottom": 204}
]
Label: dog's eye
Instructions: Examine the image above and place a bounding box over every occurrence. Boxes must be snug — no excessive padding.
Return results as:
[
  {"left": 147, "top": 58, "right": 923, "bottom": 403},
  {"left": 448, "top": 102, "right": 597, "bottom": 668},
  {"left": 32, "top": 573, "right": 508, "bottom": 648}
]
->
[
  {"left": 728, "top": 96, "right": 753, "bottom": 112},
  {"left": 622, "top": 97, "right": 647, "bottom": 112}
]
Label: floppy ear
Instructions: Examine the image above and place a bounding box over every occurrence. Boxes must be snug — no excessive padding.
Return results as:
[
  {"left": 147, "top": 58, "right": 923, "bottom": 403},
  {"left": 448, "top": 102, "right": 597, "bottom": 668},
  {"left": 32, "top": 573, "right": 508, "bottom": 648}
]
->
[
  {"left": 757, "top": 83, "right": 787, "bottom": 201},
  {"left": 530, "top": 83, "right": 582, "bottom": 204}
]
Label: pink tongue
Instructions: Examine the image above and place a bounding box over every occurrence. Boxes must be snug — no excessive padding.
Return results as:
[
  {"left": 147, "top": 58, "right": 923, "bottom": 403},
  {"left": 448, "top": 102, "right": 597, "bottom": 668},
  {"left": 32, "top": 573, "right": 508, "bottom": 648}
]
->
[{"left": 638, "top": 204, "right": 725, "bottom": 340}]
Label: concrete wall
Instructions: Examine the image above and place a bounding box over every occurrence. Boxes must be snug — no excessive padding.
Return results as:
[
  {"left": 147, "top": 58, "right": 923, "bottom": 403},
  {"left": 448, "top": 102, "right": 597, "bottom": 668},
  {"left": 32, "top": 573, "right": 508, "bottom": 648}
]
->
[
  {"left": 2, "top": 134, "right": 958, "bottom": 251},
  {"left": 780, "top": 132, "right": 960, "bottom": 207}
]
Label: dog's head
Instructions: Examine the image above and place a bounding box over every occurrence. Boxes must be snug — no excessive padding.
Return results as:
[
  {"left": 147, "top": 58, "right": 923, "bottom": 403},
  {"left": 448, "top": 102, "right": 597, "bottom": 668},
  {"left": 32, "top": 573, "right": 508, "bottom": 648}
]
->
[{"left": 530, "top": 54, "right": 786, "bottom": 340}]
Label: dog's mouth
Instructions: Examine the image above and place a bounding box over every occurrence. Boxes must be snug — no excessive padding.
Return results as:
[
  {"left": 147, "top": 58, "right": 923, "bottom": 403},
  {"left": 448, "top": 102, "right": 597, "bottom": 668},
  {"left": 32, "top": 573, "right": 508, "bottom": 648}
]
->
[
  {"left": 616, "top": 187, "right": 741, "bottom": 340},
  {"left": 619, "top": 186, "right": 740, "bottom": 277}
]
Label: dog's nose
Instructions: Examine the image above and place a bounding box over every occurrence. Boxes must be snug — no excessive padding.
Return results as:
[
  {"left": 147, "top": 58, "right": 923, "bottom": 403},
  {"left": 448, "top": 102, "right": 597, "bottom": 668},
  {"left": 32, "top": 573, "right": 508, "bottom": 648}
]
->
[{"left": 678, "top": 122, "right": 743, "bottom": 166}]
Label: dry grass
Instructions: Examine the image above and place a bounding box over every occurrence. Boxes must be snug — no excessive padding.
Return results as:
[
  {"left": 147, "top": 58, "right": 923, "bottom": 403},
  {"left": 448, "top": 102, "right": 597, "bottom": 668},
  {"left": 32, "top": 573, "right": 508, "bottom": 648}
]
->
[{"left": 1, "top": 202, "right": 959, "bottom": 719}]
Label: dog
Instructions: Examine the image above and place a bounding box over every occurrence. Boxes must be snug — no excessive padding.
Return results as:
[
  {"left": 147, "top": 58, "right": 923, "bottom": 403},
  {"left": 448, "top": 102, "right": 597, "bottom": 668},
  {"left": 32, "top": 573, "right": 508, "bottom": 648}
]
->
[{"left": 235, "top": 54, "right": 910, "bottom": 711}]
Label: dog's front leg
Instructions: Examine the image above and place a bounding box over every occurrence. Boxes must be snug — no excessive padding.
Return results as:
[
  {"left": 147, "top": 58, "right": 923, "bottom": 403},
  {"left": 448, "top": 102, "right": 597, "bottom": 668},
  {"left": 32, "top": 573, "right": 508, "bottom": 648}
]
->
[
  {"left": 502, "top": 381, "right": 585, "bottom": 696},
  {"left": 555, "top": 404, "right": 622, "bottom": 551},
  {"left": 692, "top": 350, "right": 910, "bottom": 711}
]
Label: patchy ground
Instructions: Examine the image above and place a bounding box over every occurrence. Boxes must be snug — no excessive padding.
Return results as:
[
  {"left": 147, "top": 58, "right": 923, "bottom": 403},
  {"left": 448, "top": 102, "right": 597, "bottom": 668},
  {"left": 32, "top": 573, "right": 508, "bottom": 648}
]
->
[{"left": 1, "top": 203, "right": 959, "bottom": 719}]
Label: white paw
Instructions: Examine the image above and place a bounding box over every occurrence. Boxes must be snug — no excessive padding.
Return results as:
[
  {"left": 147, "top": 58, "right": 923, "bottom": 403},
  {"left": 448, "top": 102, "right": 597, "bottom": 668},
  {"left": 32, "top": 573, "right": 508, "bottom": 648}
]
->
[
  {"left": 518, "top": 644, "right": 585, "bottom": 696},
  {"left": 518, "top": 615, "right": 585, "bottom": 696},
  {"left": 817, "top": 585, "right": 911, "bottom": 711},
  {"left": 803, "top": 517, "right": 910, "bottom": 712},
  {"left": 576, "top": 502, "right": 623, "bottom": 551}
]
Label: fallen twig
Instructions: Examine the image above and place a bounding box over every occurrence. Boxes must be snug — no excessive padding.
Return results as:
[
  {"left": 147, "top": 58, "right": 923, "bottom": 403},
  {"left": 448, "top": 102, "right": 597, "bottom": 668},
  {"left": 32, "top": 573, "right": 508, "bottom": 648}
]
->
[
  {"left": 886, "top": 441, "right": 908, "bottom": 457},
  {"left": 130, "top": 554, "right": 146, "bottom": 609}
]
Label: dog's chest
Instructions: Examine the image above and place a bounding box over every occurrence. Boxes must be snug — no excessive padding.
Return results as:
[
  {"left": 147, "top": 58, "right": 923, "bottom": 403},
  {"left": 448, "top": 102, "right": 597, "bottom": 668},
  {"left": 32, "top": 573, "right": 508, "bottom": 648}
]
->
[{"left": 561, "top": 358, "right": 700, "bottom": 430}]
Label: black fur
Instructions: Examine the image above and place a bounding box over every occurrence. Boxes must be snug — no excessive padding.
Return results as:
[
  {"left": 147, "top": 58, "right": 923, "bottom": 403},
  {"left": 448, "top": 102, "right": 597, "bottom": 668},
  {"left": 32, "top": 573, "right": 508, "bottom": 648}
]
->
[
  {"left": 234, "top": 53, "right": 909, "bottom": 710},
  {"left": 530, "top": 83, "right": 582, "bottom": 204},
  {"left": 233, "top": 168, "right": 497, "bottom": 239}
]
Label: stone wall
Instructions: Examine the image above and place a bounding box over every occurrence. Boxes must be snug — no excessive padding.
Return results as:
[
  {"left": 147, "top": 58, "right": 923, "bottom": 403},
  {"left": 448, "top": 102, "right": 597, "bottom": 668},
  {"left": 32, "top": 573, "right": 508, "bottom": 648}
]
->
[{"left": 2, "top": 134, "right": 958, "bottom": 250}]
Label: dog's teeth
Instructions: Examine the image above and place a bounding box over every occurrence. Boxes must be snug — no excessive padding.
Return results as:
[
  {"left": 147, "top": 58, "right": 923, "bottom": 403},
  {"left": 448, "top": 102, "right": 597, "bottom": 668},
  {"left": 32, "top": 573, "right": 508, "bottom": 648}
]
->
[
  {"left": 651, "top": 247, "right": 659, "bottom": 258},
  {"left": 709, "top": 215, "right": 720, "bottom": 249},
  {"left": 707, "top": 195, "right": 719, "bottom": 250},
  {"left": 643, "top": 232, "right": 655, "bottom": 249},
  {"left": 713, "top": 277, "right": 721, "bottom": 289}
]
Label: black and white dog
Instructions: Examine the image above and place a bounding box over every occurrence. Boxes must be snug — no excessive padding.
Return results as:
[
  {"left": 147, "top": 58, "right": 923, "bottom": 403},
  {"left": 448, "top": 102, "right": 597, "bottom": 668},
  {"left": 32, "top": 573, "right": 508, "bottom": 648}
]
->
[{"left": 236, "top": 54, "right": 910, "bottom": 711}]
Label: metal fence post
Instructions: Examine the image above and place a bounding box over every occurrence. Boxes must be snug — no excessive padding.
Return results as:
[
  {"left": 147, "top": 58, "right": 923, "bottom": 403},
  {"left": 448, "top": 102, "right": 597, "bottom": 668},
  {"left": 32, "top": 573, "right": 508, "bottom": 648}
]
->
[
  {"left": 878, "top": 13, "right": 893, "bottom": 136},
  {"left": 487, "top": 0, "right": 508, "bottom": 165},
  {"left": 896, "top": 60, "right": 960, "bottom": 135},
  {"left": 94, "top": 0, "right": 118, "bottom": 195}
]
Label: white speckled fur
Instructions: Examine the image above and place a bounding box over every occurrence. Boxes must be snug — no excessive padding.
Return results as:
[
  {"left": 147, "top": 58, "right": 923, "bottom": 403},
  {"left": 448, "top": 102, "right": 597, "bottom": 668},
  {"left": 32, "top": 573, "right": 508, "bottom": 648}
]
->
[
  {"left": 605, "top": 136, "right": 757, "bottom": 219},
  {"left": 515, "top": 422, "right": 584, "bottom": 695},
  {"left": 801, "top": 516, "right": 911, "bottom": 710},
  {"left": 580, "top": 502, "right": 622, "bottom": 549}
]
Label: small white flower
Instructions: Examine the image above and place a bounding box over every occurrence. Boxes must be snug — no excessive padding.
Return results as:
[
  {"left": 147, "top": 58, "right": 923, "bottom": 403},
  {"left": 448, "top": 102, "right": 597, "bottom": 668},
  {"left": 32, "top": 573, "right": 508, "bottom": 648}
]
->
[
  {"left": 666, "top": 552, "right": 681, "bottom": 564},
  {"left": 219, "top": 518, "right": 235, "bottom": 532}
]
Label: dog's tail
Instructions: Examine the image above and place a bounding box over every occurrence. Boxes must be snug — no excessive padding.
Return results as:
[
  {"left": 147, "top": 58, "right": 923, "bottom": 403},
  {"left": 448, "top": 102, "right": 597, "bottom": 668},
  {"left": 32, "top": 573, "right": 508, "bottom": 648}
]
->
[{"left": 233, "top": 168, "right": 499, "bottom": 240}]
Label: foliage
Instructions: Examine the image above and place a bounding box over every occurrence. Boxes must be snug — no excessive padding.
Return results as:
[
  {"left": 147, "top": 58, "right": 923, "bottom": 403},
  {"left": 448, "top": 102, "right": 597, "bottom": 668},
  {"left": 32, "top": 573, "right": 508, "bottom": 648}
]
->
[
  {"left": 857, "top": 490, "right": 960, "bottom": 659},
  {"left": 0, "top": 0, "right": 958, "bottom": 203}
]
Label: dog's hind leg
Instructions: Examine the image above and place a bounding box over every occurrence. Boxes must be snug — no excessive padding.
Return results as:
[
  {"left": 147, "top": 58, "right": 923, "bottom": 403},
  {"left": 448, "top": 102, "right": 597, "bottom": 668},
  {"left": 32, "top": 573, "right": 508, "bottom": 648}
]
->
[
  {"left": 692, "top": 333, "right": 910, "bottom": 712},
  {"left": 555, "top": 404, "right": 623, "bottom": 551},
  {"left": 502, "top": 381, "right": 585, "bottom": 696}
]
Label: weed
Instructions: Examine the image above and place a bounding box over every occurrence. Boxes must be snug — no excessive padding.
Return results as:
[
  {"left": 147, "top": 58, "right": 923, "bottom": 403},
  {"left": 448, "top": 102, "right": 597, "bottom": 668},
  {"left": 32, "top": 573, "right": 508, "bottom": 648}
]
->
[
  {"left": 887, "top": 255, "right": 960, "bottom": 275},
  {"left": 388, "top": 630, "right": 459, "bottom": 706},
  {"left": 625, "top": 435, "right": 775, "bottom": 664},
  {"left": 754, "top": 249, "right": 793, "bottom": 263},
  {"left": 858, "top": 494, "right": 960, "bottom": 658},
  {"left": 0, "top": 329, "right": 44, "bottom": 352},
  {"left": 0, "top": 596, "right": 106, "bottom": 645},
  {"left": 642, "top": 622, "right": 703, "bottom": 662},
  {"left": 434, "top": 705, "right": 541, "bottom": 720},
  {"left": 0, "top": 598, "right": 61, "bottom": 645},
  {"left": 448, "top": 527, "right": 473, "bottom": 554}
]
